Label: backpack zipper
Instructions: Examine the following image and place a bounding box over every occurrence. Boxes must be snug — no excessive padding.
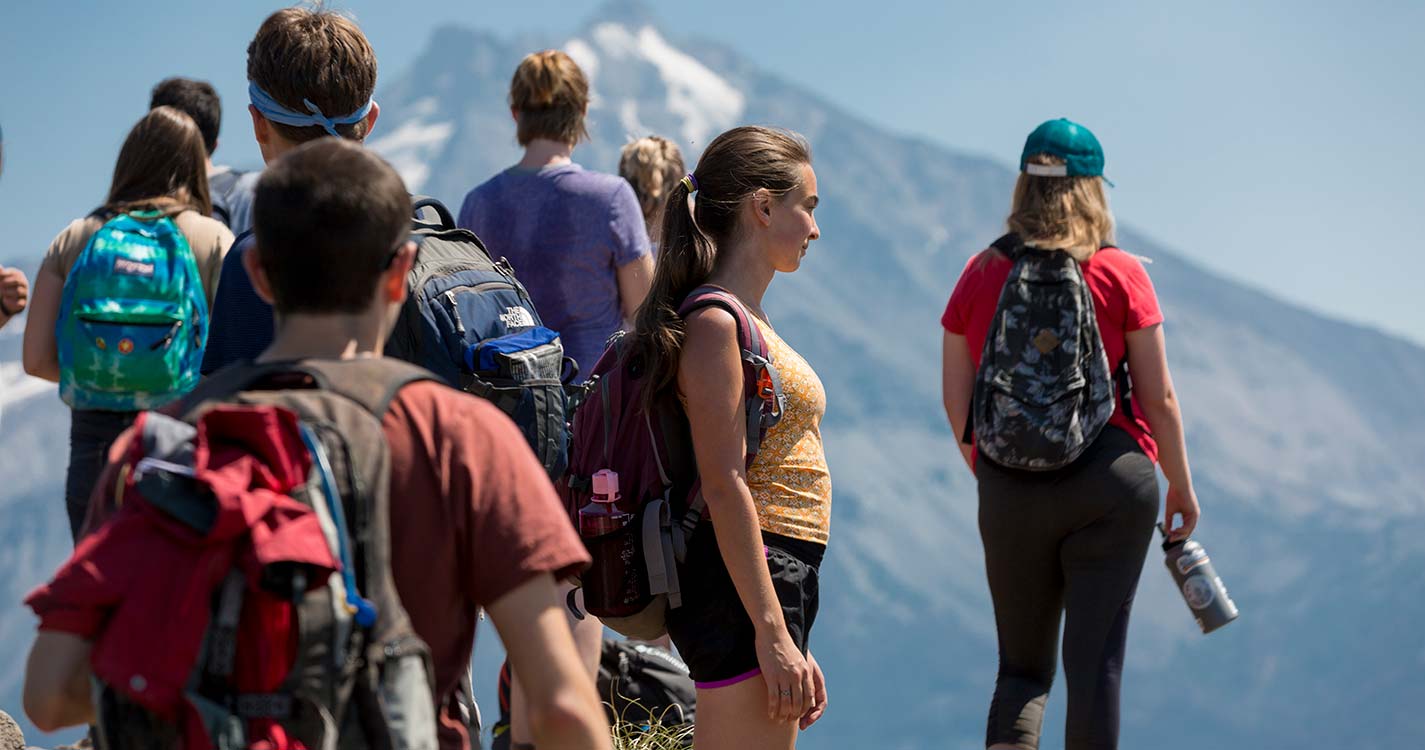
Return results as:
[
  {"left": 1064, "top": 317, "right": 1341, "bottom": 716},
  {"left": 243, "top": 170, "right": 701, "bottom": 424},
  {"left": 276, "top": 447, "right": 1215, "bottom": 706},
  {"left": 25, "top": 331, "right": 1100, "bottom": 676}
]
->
[
  {"left": 444, "top": 291, "right": 466, "bottom": 336},
  {"left": 441, "top": 281, "right": 529, "bottom": 336}
]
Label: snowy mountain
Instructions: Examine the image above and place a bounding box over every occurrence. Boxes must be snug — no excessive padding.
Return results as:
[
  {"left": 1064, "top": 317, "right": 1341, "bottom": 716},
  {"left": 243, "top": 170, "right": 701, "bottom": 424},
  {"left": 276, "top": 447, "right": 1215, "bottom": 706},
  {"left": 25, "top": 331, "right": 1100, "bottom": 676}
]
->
[{"left": 4, "top": 2, "right": 1424, "bottom": 747}]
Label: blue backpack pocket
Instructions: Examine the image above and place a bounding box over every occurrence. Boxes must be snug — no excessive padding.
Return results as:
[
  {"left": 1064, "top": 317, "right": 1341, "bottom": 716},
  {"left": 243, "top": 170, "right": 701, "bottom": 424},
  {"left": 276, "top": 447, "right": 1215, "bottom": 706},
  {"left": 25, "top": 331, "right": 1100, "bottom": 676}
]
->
[{"left": 462, "top": 327, "right": 569, "bottom": 479}]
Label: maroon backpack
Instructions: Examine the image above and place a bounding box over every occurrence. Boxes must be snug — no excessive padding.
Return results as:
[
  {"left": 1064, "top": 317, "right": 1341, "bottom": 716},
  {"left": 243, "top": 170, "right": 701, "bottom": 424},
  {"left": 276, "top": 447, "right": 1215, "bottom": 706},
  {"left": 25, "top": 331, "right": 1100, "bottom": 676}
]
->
[{"left": 561, "top": 286, "right": 785, "bottom": 639}]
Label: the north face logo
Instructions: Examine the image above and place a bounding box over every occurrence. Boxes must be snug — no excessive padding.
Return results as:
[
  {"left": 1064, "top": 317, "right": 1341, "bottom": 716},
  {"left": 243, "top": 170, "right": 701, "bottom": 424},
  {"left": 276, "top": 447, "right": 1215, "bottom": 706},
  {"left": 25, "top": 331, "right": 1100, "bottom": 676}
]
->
[
  {"left": 500, "top": 306, "right": 535, "bottom": 328},
  {"left": 113, "top": 257, "right": 156, "bottom": 278}
]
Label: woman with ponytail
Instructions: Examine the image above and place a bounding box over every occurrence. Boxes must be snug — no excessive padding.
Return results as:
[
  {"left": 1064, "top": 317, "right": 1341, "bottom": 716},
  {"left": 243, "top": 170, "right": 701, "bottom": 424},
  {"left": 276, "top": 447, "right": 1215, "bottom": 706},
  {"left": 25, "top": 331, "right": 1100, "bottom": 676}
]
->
[{"left": 633, "top": 125, "right": 829, "bottom": 749}]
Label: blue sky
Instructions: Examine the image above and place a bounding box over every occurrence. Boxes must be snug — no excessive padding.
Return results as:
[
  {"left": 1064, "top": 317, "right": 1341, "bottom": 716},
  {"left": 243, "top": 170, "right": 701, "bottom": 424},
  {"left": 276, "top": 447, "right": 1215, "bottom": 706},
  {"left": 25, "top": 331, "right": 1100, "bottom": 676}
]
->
[{"left": 2, "top": 0, "right": 1421, "bottom": 344}]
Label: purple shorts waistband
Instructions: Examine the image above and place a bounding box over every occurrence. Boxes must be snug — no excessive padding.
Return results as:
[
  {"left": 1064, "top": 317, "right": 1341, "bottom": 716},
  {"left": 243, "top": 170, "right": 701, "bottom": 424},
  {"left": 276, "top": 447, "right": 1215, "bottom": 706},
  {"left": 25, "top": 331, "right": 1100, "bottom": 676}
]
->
[{"left": 695, "top": 667, "right": 763, "bottom": 690}]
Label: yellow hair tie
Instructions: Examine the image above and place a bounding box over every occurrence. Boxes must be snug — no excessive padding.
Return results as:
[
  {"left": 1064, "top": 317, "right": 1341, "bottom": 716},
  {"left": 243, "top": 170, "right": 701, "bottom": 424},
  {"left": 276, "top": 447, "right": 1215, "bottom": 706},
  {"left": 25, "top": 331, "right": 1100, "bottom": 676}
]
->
[{"left": 680, "top": 173, "right": 698, "bottom": 193}]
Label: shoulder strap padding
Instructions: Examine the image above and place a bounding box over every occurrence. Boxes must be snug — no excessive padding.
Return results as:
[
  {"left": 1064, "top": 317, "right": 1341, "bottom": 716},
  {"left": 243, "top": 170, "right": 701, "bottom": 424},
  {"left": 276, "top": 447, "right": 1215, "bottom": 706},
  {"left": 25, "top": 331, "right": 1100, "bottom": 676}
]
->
[
  {"left": 676, "top": 286, "right": 766, "bottom": 361},
  {"left": 186, "top": 358, "right": 437, "bottom": 420}
]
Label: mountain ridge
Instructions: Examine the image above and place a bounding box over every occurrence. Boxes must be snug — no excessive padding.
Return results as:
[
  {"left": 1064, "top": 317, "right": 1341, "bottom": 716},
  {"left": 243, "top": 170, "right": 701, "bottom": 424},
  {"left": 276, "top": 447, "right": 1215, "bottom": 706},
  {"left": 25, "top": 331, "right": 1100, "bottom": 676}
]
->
[{"left": 2, "top": 6, "right": 1422, "bottom": 748}]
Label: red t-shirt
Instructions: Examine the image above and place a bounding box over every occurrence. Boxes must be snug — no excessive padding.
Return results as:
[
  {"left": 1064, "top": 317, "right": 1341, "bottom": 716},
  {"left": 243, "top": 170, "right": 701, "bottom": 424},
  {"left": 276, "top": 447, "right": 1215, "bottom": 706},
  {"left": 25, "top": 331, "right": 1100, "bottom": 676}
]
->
[
  {"left": 941, "top": 246, "right": 1163, "bottom": 462},
  {"left": 32, "top": 380, "right": 589, "bottom": 750}
]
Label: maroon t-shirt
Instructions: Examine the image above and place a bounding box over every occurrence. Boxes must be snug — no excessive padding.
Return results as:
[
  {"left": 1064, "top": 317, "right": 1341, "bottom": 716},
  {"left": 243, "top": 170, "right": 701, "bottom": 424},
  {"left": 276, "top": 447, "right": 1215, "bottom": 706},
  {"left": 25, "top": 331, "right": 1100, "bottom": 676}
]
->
[
  {"left": 383, "top": 382, "right": 589, "bottom": 750},
  {"left": 942, "top": 246, "right": 1164, "bottom": 462}
]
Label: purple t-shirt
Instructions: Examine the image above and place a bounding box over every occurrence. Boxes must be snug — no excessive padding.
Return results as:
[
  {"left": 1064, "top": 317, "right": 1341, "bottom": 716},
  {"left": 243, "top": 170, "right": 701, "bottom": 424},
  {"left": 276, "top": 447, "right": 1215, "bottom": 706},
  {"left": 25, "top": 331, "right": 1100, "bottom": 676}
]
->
[{"left": 458, "top": 163, "right": 650, "bottom": 380}]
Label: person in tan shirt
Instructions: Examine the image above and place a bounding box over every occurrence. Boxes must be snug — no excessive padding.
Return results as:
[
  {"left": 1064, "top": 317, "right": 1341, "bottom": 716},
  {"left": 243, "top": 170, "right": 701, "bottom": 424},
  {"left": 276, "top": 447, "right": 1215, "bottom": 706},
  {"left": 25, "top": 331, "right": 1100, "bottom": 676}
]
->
[
  {"left": 22, "top": 106, "right": 232, "bottom": 540},
  {"left": 0, "top": 265, "right": 28, "bottom": 329}
]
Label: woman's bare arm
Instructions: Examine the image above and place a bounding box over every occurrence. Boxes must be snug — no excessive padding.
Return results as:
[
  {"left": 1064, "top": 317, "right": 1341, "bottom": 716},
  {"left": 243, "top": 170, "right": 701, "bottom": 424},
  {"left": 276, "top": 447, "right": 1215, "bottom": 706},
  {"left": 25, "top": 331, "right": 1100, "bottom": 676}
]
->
[
  {"left": 1125, "top": 323, "right": 1199, "bottom": 539},
  {"left": 941, "top": 331, "right": 976, "bottom": 471},
  {"left": 21, "top": 267, "right": 64, "bottom": 382},
  {"left": 679, "top": 307, "right": 813, "bottom": 722}
]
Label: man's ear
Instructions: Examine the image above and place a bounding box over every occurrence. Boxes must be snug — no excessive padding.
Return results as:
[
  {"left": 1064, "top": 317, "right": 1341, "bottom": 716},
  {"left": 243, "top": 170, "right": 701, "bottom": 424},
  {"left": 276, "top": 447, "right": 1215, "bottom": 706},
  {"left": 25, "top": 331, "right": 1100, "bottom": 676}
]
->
[
  {"left": 360, "top": 101, "right": 381, "bottom": 141},
  {"left": 248, "top": 105, "right": 270, "bottom": 148},
  {"left": 511, "top": 107, "right": 520, "bottom": 126},
  {"left": 242, "top": 244, "right": 277, "bottom": 306},
  {"left": 382, "top": 241, "right": 417, "bottom": 304}
]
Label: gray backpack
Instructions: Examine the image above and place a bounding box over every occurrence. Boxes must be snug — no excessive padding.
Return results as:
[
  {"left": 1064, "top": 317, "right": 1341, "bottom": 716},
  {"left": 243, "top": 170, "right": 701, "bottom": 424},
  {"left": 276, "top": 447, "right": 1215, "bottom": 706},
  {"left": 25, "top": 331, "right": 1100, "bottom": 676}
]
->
[
  {"left": 965, "top": 234, "right": 1123, "bottom": 471},
  {"left": 95, "top": 358, "right": 442, "bottom": 750}
]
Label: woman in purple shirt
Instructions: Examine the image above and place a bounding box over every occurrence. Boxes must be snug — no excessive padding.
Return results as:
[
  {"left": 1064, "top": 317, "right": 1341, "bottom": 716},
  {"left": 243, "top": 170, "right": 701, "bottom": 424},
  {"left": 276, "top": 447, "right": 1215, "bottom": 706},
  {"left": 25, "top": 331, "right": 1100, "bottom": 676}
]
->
[
  {"left": 459, "top": 48, "right": 652, "bottom": 749},
  {"left": 458, "top": 49, "right": 654, "bottom": 382}
]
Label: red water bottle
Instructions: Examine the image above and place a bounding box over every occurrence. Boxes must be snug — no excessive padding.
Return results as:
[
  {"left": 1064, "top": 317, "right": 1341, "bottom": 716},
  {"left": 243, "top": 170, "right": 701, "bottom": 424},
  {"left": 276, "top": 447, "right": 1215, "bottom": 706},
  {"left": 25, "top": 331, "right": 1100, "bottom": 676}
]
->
[{"left": 579, "top": 470, "right": 641, "bottom": 615}]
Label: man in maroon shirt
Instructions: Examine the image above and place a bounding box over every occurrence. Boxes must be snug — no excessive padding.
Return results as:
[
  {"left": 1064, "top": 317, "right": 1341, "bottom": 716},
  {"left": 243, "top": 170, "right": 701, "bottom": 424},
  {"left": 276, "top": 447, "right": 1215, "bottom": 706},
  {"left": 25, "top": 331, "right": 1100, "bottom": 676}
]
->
[{"left": 23, "top": 138, "right": 610, "bottom": 750}]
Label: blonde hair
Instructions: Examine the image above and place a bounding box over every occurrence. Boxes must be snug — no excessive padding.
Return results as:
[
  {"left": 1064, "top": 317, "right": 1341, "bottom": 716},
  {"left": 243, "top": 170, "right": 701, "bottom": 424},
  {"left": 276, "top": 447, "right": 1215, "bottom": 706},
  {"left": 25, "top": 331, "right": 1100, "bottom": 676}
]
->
[
  {"left": 619, "top": 136, "right": 686, "bottom": 240},
  {"left": 509, "top": 50, "right": 589, "bottom": 147},
  {"left": 1007, "top": 153, "right": 1114, "bottom": 262}
]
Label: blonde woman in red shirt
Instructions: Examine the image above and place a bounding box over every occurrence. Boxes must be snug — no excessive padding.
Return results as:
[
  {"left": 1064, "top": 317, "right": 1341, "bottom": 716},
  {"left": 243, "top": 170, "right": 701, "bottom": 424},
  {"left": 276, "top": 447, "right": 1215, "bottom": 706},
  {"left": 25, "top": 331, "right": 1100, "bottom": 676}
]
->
[{"left": 941, "top": 119, "right": 1200, "bottom": 750}]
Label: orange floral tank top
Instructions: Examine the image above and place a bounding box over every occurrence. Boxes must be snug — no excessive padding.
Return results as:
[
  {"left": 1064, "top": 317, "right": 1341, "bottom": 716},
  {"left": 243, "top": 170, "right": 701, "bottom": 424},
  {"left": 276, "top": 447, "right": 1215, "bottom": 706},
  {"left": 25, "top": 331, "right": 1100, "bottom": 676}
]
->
[{"left": 746, "top": 320, "right": 832, "bottom": 545}]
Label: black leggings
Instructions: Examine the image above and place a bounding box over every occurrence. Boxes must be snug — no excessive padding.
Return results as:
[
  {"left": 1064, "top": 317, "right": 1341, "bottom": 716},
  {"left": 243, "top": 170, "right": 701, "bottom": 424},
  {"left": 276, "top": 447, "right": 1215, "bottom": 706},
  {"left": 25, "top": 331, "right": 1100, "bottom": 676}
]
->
[
  {"left": 65, "top": 409, "right": 136, "bottom": 541},
  {"left": 977, "top": 426, "right": 1158, "bottom": 750}
]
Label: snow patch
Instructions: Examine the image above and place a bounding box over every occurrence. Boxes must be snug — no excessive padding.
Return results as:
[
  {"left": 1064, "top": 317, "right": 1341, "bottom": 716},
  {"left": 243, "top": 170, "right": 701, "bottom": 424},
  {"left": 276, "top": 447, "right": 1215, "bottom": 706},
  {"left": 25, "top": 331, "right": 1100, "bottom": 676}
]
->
[
  {"left": 408, "top": 97, "right": 439, "bottom": 119},
  {"left": 586, "top": 23, "right": 744, "bottom": 146},
  {"left": 564, "top": 38, "right": 600, "bottom": 81},
  {"left": 618, "top": 99, "right": 650, "bottom": 139},
  {"left": 0, "top": 362, "right": 55, "bottom": 423},
  {"left": 368, "top": 117, "right": 455, "bottom": 193}
]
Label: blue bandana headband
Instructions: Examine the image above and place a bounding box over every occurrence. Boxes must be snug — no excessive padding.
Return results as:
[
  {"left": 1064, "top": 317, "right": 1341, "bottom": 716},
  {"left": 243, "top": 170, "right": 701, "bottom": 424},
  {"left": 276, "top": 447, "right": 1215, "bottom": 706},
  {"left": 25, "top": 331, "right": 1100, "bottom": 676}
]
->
[{"left": 248, "top": 81, "right": 375, "bottom": 137}]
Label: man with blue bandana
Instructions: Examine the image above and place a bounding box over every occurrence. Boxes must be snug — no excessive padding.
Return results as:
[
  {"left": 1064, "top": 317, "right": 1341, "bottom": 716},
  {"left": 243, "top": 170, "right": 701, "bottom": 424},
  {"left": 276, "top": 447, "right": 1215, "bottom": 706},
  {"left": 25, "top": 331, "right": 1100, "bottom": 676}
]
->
[{"left": 200, "top": 6, "right": 382, "bottom": 374}]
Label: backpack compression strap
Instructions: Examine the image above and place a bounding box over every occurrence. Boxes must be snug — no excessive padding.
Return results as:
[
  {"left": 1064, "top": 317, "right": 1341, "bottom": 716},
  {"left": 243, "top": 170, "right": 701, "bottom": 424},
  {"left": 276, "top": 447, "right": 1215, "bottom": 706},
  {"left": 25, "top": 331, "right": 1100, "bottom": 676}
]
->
[{"left": 675, "top": 286, "right": 786, "bottom": 538}]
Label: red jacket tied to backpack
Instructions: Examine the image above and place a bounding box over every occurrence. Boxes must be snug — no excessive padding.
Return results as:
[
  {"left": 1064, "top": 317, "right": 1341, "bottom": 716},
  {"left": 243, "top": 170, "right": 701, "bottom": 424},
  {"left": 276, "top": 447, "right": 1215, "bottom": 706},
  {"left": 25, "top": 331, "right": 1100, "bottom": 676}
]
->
[{"left": 26, "top": 405, "right": 339, "bottom": 750}]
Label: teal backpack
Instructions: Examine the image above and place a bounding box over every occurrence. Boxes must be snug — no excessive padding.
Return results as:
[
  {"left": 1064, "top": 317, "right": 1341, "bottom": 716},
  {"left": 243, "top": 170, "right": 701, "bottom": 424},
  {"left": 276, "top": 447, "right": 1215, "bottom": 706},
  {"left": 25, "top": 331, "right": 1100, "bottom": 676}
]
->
[{"left": 56, "top": 211, "right": 208, "bottom": 411}]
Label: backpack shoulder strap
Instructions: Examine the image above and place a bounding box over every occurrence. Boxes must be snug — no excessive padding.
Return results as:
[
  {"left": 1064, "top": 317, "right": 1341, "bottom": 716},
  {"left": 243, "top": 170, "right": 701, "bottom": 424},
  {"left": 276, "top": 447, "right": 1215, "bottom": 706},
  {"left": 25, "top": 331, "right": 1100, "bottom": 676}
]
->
[
  {"left": 990, "top": 233, "right": 1024, "bottom": 260},
  {"left": 296, "top": 358, "right": 438, "bottom": 418},
  {"left": 184, "top": 357, "right": 437, "bottom": 420},
  {"left": 674, "top": 286, "right": 786, "bottom": 537},
  {"left": 676, "top": 285, "right": 767, "bottom": 361}
]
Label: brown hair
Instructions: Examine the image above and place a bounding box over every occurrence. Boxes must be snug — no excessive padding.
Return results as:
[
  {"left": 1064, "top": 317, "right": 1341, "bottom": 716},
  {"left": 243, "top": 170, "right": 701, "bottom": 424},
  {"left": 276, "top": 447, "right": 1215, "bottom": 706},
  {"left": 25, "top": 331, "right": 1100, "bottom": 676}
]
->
[
  {"left": 253, "top": 138, "right": 409, "bottom": 314},
  {"left": 247, "top": 6, "right": 378, "bottom": 144},
  {"left": 632, "top": 126, "right": 811, "bottom": 404},
  {"left": 619, "top": 135, "right": 686, "bottom": 242},
  {"left": 509, "top": 50, "right": 589, "bottom": 147},
  {"left": 104, "top": 106, "right": 212, "bottom": 217},
  {"left": 1006, "top": 153, "right": 1114, "bottom": 262}
]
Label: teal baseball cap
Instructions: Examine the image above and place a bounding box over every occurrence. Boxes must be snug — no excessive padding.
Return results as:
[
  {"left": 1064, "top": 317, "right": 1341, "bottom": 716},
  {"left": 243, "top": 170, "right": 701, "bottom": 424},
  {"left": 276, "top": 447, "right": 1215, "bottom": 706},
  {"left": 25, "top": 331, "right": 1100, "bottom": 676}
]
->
[{"left": 1020, "top": 118, "right": 1111, "bottom": 185}]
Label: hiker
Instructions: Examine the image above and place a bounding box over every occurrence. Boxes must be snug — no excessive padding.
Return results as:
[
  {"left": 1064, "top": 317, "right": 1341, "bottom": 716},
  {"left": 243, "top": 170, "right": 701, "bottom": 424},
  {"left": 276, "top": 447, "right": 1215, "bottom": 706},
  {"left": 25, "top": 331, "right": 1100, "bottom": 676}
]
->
[
  {"left": 21, "top": 106, "right": 232, "bottom": 541},
  {"left": 940, "top": 118, "right": 1201, "bottom": 750},
  {"left": 150, "top": 77, "right": 260, "bottom": 233},
  {"left": 201, "top": 6, "right": 382, "bottom": 374},
  {"left": 23, "top": 138, "right": 612, "bottom": 750},
  {"left": 458, "top": 49, "right": 654, "bottom": 379},
  {"left": 0, "top": 265, "right": 27, "bottom": 330},
  {"left": 459, "top": 49, "right": 652, "bottom": 748},
  {"left": 618, "top": 135, "right": 686, "bottom": 250},
  {"left": 627, "top": 125, "right": 829, "bottom": 750}
]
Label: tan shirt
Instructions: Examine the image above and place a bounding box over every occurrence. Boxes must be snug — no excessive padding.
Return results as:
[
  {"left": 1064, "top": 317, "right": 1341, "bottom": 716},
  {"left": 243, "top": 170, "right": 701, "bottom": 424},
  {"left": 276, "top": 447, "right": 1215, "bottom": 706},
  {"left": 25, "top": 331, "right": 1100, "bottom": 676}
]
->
[{"left": 40, "top": 210, "right": 234, "bottom": 307}]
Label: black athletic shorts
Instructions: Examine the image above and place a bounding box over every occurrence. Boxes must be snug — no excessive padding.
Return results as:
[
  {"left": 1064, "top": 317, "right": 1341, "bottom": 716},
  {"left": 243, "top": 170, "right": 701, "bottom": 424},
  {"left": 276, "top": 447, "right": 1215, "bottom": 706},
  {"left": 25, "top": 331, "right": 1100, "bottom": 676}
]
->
[{"left": 665, "top": 523, "right": 824, "bottom": 688}]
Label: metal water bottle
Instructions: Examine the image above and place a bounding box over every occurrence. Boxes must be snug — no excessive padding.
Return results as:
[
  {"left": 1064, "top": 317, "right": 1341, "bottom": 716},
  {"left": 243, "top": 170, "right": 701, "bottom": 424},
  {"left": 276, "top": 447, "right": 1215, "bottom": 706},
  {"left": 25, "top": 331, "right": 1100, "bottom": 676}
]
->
[{"left": 1160, "top": 524, "right": 1239, "bottom": 634}]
